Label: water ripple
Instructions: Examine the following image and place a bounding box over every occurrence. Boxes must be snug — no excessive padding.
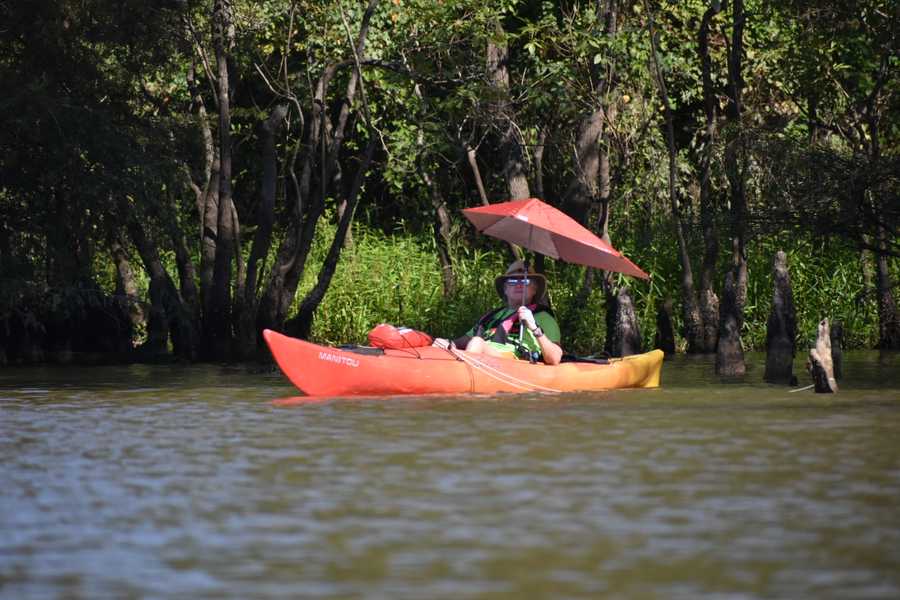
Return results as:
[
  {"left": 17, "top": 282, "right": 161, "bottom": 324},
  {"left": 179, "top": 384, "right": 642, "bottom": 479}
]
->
[{"left": 1, "top": 357, "right": 899, "bottom": 598}]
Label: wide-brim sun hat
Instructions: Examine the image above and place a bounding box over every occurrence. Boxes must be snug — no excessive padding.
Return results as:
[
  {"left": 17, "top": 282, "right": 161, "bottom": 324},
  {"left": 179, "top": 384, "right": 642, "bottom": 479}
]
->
[{"left": 494, "top": 259, "right": 547, "bottom": 302}]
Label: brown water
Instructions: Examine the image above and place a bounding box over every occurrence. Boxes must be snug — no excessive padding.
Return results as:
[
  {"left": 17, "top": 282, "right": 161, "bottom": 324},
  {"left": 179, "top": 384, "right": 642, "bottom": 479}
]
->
[{"left": 2, "top": 352, "right": 899, "bottom": 599}]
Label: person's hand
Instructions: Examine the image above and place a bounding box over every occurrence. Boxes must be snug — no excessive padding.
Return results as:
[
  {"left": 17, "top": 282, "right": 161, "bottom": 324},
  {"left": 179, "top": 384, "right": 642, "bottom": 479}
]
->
[
  {"left": 432, "top": 337, "right": 451, "bottom": 349},
  {"left": 518, "top": 306, "right": 537, "bottom": 331}
]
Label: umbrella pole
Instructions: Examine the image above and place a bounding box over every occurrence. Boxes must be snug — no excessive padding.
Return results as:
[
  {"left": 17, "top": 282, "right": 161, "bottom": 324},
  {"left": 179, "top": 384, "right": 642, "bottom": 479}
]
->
[
  {"left": 522, "top": 255, "right": 528, "bottom": 306},
  {"left": 520, "top": 255, "right": 527, "bottom": 344},
  {"left": 520, "top": 229, "right": 533, "bottom": 343}
]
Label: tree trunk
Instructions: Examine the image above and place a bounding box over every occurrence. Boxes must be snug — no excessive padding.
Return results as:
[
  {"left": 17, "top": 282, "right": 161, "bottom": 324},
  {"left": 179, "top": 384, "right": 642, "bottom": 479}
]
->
[
  {"left": 287, "top": 139, "right": 377, "bottom": 339},
  {"left": 187, "top": 56, "right": 220, "bottom": 357},
  {"left": 258, "top": 0, "right": 380, "bottom": 335},
  {"left": 155, "top": 189, "right": 201, "bottom": 358},
  {"left": 655, "top": 298, "right": 676, "bottom": 355},
  {"left": 533, "top": 128, "right": 546, "bottom": 200},
  {"left": 256, "top": 65, "right": 336, "bottom": 333},
  {"left": 562, "top": 108, "right": 604, "bottom": 227},
  {"left": 143, "top": 285, "right": 170, "bottom": 357},
  {"left": 47, "top": 189, "right": 90, "bottom": 288},
  {"left": 716, "top": 269, "right": 745, "bottom": 376},
  {"left": 109, "top": 234, "right": 146, "bottom": 350},
  {"left": 561, "top": 106, "right": 608, "bottom": 335},
  {"left": 465, "top": 144, "right": 490, "bottom": 206},
  {"left": 109, "top": 233, "right": 144, "bottom": 331},
  {"left": 501, "top": 128, "right": 530, "bottom": 199},
  {"left": 170, "top": 225, "right": 200, "bottom": 329},
  {"left": 861, "top": 67, "right": 900, "bottom": 350},
  {"left": 875, "top": 231, "right": 900, "bottom": 349},
  {"left": 207, "top": 0, "right": 237, "bottom": 359},
  {"left": 764, "top": 251, "right": 797, "bottom": 384},
  {"left": 234, "top": 104, "right": 288, "bottom": 357},
  {"left": 648, "top": 12, "right": 703, "bottom": 354},
  {"left": 605, "top": 287, "right": 642, "bottom": 357},
  {"left": 697, "top": 1, "right": 722, "bottom": 353},
  {"left": 562, "top": 0, "right": 618, "bottom": 226},
  {"left": 427, "top": 171, "right": 456, "bottom": 298},
  {"left": 197, "top": 148, "right": 219, "bottom": 272},
  {"left": 487, "top": 22, "right": 530, "bottom": 200},
  {"left": 563, "top": 0, "right": 635, "bottom": 349},
  {"left": 407, "top": 57, "right": 456, "bottom": 299},
  {"left": 127, "top": 218, "right": 193, "bottom": 360},
  {"left": 717, "top": 0, "right": 748, "bottom": 374},
  {"left": 698, "top": 288, "right": 720, "bottom": 352},
  {"left": 336, "top": 163, "right": 352, "bottom": 249},
  {"left": 726, "top": 0, "right": 748, "bottom": 313},
  {"left": 463, "top": 143, "right": 519, "bottom": 260},
  {"left": 830, "top": 320, "right": 844, "bottom": 380},
  {"left": 717, "top": 190, "right": 749, "bottom": 374},
  {"left": 809, "top": 318, "right": 838, "bottom": 393}
]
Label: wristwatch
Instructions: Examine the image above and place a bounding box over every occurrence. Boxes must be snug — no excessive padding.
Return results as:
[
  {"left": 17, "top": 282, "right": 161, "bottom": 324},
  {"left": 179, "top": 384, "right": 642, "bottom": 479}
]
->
[{"left": 531, "top": 326, "right": 544, "bottom": 338}]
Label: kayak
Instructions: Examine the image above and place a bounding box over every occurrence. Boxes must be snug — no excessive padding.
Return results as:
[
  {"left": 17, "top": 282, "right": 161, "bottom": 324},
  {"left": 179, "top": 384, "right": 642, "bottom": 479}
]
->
[{"left": 263, "top": 329, "right": 663, "bottom": 397}]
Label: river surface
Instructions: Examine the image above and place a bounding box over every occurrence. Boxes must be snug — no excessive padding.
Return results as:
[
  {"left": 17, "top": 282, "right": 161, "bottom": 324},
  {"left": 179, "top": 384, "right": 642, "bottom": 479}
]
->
[{"left": 2, "top": 352, "right": 899, "bottom": 599}]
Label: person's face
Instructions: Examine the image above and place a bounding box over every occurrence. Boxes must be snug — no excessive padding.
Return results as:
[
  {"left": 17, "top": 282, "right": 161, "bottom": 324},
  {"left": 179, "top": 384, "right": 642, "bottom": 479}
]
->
[{"left": 504, "top": 277, "right": 537, "bottom": 306}]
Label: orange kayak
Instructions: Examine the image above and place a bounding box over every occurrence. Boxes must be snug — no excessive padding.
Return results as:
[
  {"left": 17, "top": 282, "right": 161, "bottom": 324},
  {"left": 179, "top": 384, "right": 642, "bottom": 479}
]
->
[{"left": 263, "top": 329, "right": 663, "bottom": 397}]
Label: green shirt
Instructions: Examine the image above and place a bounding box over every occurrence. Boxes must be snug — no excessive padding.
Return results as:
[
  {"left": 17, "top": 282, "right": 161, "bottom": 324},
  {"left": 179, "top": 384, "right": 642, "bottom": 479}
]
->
[{"left": 465, "top": 306, "right": 561, "bottom": 356}]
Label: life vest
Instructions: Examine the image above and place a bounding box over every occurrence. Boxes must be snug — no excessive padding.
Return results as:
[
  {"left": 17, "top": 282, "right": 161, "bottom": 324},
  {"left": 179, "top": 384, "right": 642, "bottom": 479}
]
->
[
  {"left": 474, "top": 304, "right": 552, "bottom": 344},
  {"left": 367, "top": 323, "right": 434, "bottom": 349}
]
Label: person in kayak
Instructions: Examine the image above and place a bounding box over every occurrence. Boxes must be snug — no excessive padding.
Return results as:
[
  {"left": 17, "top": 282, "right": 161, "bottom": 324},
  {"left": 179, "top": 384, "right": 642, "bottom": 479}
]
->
[{"left": 433, "top": 260, "right": 564, "bottom": 365}]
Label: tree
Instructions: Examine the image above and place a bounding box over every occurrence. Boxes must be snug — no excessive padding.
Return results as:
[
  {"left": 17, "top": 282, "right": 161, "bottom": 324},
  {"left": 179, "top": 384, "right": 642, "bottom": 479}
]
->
[
  {"left": 0, "top": 0, "right": 189, "bottom": 361},
  {"left": 766, "top": 0, "right": 900, "bottom": 348},
  {"left": 716, "top": 0, "right": 749, "bottom": 375}
]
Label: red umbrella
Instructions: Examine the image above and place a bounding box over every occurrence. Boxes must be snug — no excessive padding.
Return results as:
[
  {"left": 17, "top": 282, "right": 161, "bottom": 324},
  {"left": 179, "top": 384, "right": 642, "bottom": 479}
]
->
[{"left": 463, "top": 198, "right": 649, "bottom": 279}]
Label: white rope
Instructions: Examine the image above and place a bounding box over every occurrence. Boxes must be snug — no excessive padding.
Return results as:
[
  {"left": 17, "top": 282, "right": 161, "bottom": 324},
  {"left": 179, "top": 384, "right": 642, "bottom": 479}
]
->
[
  {"left": 449, "top": 347, "right": 562, "bottom": 394},
  {"left": 788, "top": 384, "right": 815, "bottom": 393}
]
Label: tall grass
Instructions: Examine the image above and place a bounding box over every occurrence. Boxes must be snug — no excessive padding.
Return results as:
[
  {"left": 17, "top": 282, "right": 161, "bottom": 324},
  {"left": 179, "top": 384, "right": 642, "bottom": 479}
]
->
[
  {"left": 743, "top": 236, "right": 883, "bottom": 350},
  {"left": 293, "top": 218, "right": 889, "bottom": 351},
  {"left": 296, "top": 219, "right": 507, "bottom": 345}
]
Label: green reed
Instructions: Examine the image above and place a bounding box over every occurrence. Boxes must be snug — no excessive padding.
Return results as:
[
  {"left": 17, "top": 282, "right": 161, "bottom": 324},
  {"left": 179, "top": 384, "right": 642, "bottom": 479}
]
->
[{"left": 297, "top": 219, "right": 889, "bottom": 351}]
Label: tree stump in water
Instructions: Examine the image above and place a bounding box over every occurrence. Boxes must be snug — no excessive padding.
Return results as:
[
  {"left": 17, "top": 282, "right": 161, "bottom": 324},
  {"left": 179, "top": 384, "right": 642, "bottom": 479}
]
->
[
  {"left": 830, "top": 320, "right": 843, "bottom": 380},
  {"left": 654, "top": 298, "right": 676, "bottom": 355},
  {"left": 699, "top": 288, "right": 720, "bottom": 353},
  {"left": 606, "top": 287, "right": 642, "bottom": 357},
  {"left": 716, "top": 270, "right": 745, "bottom": 376},
  {"left": 764, "top": 251, "right": 797, "bottom": 384},
  {"left": 809, "top": 318, "right": 838, "bottom": 393}
]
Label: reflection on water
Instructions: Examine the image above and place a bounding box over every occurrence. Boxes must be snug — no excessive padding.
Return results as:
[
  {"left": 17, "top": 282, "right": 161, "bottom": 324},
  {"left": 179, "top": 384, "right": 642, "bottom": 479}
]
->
[{"left": 1, "top": 353, "right": 899, "bottom": 599}]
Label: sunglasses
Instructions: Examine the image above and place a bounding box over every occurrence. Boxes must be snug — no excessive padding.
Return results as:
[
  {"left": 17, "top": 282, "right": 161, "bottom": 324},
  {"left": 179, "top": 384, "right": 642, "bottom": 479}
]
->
[{"left": 504, "top": 278, "right": 532, "bottom": 286}]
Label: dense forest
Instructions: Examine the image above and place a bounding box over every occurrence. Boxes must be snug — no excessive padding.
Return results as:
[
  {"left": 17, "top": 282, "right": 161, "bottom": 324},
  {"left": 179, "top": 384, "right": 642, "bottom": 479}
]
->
[{"left": 1, "top": 0, "right": 897, "bottom": 367}]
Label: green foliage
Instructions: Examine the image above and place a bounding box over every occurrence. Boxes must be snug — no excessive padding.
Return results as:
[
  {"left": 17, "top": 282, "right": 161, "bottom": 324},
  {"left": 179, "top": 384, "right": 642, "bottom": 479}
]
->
[
  {"left": 295, "top": 213, "right": 886, "bottom": 352},
  {"left": 3, "top": 0, "right": 896, "bottom": 362},
  {"left": 743, "top": 237, "right": 884, "bottom": 350},
  {"left": 296, "top": 214, "right": 506, "bottom": 345}
]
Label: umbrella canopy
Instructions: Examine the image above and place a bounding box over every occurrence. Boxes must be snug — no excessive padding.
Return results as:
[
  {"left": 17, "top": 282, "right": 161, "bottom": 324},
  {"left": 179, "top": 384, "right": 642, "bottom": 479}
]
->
[{"left": 463, "top": 198, "right": 649, "bottom": 279}]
